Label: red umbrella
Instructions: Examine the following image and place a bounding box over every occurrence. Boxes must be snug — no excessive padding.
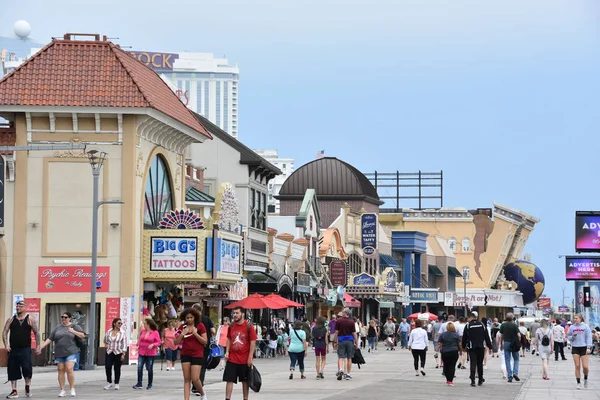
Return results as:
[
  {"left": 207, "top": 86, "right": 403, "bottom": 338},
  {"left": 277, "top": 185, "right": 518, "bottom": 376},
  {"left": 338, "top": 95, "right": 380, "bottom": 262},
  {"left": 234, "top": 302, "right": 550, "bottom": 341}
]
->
[
  {"left": 264, "top": 293, "right": 304, "bottom": 308},
  {"left": 224, "top": 293, "right": 289, "bottom": 310},
  {"left": 407, "top": 312, "right": 438, "bottom": 321}
]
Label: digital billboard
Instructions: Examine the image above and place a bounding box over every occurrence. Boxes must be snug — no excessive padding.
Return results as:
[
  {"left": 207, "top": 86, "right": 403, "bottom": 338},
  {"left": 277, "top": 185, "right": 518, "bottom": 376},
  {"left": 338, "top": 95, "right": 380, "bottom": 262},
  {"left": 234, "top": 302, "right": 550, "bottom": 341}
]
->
[
  {"left": 576, "top": 211, "right": 600, "bottom": 252},
  {"left": 565, "top": 256, "right": 600, "bottom": 281}
]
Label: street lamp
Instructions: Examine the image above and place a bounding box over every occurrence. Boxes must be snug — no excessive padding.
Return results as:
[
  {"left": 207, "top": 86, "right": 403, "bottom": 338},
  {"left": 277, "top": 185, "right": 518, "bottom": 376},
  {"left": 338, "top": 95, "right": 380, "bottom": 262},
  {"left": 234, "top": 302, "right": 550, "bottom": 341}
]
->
[
  {"left": 462, "top": 266, "right": 470, "bottom": 317},
  {"left": 85, "top": 150, "right": 123, "bottom": 370}
]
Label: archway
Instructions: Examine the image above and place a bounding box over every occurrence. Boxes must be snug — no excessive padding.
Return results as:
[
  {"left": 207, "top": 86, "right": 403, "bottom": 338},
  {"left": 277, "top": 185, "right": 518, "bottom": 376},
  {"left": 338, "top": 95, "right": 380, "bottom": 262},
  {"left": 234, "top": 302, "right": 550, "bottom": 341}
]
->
[{"left": 143, "top": 155, "right": 174, "bottom": 228}]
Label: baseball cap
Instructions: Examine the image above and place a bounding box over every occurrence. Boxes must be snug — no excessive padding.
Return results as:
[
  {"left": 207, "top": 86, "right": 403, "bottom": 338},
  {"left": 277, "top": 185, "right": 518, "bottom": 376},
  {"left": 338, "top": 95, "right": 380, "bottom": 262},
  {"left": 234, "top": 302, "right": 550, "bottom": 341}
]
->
[
  {"left": 471, "top": 311, "right": 478, "bottom": 317},
  {"left": 15, "top": 300, "right": 26, "bottom": 306}
]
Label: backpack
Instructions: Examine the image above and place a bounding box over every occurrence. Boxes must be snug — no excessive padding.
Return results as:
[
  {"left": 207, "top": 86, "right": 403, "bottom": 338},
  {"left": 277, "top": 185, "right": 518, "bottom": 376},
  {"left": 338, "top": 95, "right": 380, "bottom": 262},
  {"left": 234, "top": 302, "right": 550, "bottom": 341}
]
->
[{"left": 541, "top": 328, "right": 550, "bottom": 347}]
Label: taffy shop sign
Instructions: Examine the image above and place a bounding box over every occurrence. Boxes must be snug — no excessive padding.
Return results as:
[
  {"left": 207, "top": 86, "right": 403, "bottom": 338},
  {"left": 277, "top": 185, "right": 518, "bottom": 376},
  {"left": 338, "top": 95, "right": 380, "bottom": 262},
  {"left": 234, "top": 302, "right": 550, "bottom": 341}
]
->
[
  {"left": 38, "top": 266, "right": 110, "bottom": 292},
  {"left": 151, "top": 237, "right": 198, "bottom": 271},
  {"left": 453, "top": 292, "right": 520, "bottom": 307}
]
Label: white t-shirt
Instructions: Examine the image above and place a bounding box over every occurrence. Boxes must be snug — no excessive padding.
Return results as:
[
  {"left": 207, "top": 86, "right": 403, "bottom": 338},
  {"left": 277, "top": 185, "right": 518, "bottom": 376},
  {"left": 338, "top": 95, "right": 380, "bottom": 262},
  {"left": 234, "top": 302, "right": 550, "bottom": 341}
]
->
[
  {"left": 408, "top": 327, "right": 429, "bottom": 350},
  {"left": 456, "top": 323, "right": 466, "bottom": 337}
]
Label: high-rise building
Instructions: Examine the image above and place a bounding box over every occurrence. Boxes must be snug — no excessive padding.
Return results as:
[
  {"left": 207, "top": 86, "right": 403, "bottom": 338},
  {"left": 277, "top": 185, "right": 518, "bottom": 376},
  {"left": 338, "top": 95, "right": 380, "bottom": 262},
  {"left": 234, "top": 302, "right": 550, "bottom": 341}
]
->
[
  {"left": 130, "top": 51, "right": 239, "bottom": 138},
  {"left": 254, "top": 149, "right": 295, "bottom": 214},
  {"left": 0, "top": 35, "right": 43, "bottom": 77}
]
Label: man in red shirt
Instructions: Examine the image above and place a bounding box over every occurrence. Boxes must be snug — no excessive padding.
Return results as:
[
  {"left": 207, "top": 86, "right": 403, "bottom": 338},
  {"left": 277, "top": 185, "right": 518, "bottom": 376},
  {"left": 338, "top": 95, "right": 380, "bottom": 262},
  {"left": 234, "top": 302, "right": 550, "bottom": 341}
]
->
[
  {"left": 333, "top": 308, "right": 358, "bottom": 380},
  {"left": 224, "top": 306, "right": 257, "bottom": 400}
]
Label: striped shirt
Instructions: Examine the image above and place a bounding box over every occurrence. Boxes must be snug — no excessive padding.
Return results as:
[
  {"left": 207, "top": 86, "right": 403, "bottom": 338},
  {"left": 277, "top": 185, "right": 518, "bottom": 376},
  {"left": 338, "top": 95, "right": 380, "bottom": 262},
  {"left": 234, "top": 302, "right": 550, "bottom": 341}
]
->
[{"left": 104, "top": 329, "right": 129, "bottom": 355}]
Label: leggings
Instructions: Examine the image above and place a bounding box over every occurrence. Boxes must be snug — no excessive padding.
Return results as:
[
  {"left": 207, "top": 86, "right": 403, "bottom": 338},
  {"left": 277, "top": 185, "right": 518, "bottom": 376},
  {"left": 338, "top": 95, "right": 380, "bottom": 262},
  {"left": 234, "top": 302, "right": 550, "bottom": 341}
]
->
[
  {"left": 441, "top": 350, "right": 458, "bottom": 382},
  {"left": 412, "top": 349, "right": 427, "bottom": 370}
]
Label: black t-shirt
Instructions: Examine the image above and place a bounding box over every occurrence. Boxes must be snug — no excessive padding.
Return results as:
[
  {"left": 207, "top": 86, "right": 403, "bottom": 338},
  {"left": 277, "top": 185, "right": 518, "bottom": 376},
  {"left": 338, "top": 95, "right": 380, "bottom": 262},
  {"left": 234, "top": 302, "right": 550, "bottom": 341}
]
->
[
  {"left": 499, "top": 321, "right": 519, "bottom": 342},
  {"left": 201, "top": 315, "right": 214, "bottom": 344}
]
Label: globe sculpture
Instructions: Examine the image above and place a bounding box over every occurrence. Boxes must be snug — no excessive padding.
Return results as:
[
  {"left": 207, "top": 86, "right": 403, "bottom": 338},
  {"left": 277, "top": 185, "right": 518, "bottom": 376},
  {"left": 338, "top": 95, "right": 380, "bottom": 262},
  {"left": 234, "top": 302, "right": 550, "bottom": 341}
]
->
[{"left": 503, "top": 260, "right": 545, "bottom": 305}]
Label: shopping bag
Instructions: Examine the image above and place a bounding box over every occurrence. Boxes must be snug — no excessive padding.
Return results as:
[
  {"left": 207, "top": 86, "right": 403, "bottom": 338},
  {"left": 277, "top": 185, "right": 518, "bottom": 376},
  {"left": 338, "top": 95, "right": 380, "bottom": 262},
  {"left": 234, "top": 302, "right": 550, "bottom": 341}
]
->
[{"left": 248, "top": 365, "right": 262, "bottom": 393}]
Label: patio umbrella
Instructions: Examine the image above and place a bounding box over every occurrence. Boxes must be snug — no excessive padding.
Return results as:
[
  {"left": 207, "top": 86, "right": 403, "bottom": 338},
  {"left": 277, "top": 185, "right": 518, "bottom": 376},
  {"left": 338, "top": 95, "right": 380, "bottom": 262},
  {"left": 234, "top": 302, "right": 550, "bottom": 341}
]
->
[
  {"left": 224, "top": 293, "right": 289, "bottom": 310},
  {"left": 407, "top": 312, "right": 438, "bottom": 321},
  {"left": 264, "top": 293, "right": 304, "bottom": 308}
]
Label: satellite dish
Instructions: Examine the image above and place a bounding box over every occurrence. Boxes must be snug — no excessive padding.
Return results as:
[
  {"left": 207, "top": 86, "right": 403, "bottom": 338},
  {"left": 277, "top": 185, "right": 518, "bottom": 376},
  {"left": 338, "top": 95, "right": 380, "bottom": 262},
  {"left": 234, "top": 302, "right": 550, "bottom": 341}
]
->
[{"left": 14, "top": 20, "right": 31, "bottom": 39}]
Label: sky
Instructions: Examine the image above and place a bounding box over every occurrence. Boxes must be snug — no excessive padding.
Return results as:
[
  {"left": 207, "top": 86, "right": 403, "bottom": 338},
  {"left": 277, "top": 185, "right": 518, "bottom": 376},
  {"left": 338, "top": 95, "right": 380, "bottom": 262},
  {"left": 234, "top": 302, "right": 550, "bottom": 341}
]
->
[{"left": 2, "top": 0, "right": 600, "bottom": 307}]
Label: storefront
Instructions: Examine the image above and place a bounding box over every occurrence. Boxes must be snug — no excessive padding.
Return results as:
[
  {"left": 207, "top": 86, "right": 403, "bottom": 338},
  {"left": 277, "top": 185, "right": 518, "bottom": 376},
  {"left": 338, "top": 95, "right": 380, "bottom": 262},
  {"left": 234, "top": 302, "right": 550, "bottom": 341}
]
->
[
  {"left": 345, "top": 268, "right": 404, "bottom": 322},
  {"left": 444, "top": 289, "right": 524, "bottom": 319}
]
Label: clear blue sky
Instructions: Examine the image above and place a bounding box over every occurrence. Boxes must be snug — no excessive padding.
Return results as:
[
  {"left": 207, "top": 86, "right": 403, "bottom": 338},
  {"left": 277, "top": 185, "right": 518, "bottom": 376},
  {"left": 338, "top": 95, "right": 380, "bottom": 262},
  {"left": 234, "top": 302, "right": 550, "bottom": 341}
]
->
[{"left": 3, "top": 0, "right": 599, "bottom": 307}]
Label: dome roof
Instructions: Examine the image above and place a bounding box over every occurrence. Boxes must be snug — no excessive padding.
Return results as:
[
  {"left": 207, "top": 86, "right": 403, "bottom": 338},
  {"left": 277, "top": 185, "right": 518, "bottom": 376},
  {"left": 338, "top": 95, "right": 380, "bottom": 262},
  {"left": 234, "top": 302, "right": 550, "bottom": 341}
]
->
[{"left": 278, "top": 157, "right": 382, "bottom": 205}]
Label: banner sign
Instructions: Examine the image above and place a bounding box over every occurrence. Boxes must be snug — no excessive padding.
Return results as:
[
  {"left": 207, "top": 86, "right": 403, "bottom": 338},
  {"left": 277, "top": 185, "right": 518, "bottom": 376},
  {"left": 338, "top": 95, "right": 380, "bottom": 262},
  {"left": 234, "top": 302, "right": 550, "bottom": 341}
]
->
[
  {"left": 24, "top": 298, "right": 40, "bottom": 348},
  {"left": 361, "top": 213, "right": 377, "bottom": 255},
  {"left": 220, "top": 240, "right": 241, "bottom": 274},
  {"left": 565, "top": 256, "right": 600, "bottom": 281},
  {"left": 383, "top": 268, "right": 398, "bottom": 293},
  {"left": 576, "top": 212, "right": 600, "bottom": 252},
  {"left": 329, "top": 260, "right": 347, "bottom": 287},
  {"left": 410, "top": 289, "right": 439, "bottom": 303},
  {"left": 352, "top": 273, "right": 376, "bottom": 286},
  {"left": 105, "top": 298, "right": 121, "bottom": 333},
  {"left": 151, "top": 237, "right": 198, "bottom": 271},
  {"left": 120, "top": 296, "right": 132, "bottom": 344},
  {"left": 537, "top": 297, "right": 551, "bottom": 308},
  {"left": 38, "top": 266, "right": 110, "bottom": 292},
  {"left": 558, "top": 305, "right": 570, "bottom": 313},
  {"left": 129, "top": 51, "right": 179, "bottom": 71}
]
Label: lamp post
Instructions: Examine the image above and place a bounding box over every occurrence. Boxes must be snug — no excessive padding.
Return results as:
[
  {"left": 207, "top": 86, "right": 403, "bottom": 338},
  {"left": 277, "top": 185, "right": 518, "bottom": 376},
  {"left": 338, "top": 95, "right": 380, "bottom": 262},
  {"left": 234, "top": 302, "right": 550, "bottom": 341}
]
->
[
  {"left": 462, "top": 266, "right": 470, "bottom": 317},
  {"left": 86, "top": 150, "right": 123, "bottom": 370}
]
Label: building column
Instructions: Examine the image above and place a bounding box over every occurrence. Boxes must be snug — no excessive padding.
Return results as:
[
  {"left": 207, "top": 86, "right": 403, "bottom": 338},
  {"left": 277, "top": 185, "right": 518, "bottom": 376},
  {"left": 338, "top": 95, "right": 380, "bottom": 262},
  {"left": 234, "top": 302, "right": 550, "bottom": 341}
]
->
[
  {"left": 403, "top": 251, "right": 412, "bottom": 317},
  {"left": 414, "top": 253, "right": 422, "bottom": 288}
]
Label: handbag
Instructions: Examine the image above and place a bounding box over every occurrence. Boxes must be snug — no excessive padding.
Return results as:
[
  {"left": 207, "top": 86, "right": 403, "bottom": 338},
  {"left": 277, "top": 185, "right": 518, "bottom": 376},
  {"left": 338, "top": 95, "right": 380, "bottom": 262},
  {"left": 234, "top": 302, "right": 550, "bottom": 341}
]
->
[
  {"left": 205, "top": 342, "right": 222, "bottom": 370},
  {"left": 248, "top": 365, "right": 262, "bottom": 393}
]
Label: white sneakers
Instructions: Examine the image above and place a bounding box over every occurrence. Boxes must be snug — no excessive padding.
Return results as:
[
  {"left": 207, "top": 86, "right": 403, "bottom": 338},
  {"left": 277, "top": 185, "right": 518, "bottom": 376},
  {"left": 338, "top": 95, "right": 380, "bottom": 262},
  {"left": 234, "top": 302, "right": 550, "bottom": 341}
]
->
[
  {"left": 114, "top": 384, "right": 119, "bottom": 390},
  {"left": 70, "top": 388, "right": 76, "bottom": 397},
  {"left": 103, "top": 383, "right": 114, "bottom": 390},
  {"left": 58, "top": 388, "right": 75, "bottom": 397},
  {"left": 200, "top": 394, "right": 208, "bottom": 400}
]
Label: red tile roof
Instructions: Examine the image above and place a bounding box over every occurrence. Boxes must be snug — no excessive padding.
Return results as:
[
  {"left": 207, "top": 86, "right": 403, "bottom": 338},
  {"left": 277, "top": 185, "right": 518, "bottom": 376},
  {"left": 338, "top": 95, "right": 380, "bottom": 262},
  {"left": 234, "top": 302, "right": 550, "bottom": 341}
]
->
[
  {"left": 0, "top": 34, "right": 210, "bottom": 139},
  {"left": 0, "top": 123, "right": 16, "bottom": 155}
]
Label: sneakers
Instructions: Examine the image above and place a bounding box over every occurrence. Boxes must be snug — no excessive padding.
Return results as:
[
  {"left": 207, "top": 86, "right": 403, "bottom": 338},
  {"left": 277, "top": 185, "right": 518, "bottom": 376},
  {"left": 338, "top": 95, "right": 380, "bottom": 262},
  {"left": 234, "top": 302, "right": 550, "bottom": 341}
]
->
[
  {"left": 132, "top": 384, "right": 143, "bottom": 390},
  {"left": 200, "top": 394, "right": 208, "bottom": 400},
  {"left": 513, "top": 375, "right": 520, "bottom": 382},
  {"left": 114, "top": 385, "right": 119, "bottom": 390},
  {"left": 420, "top": 369, "right": 426, "bottom": 376},
  {"left": 415, "top": 371, "right": 420, "bottom": 376},
  {"left": 336, "top": 370, "right": 343, "bottom": 381},
  {"left": 478, "top": 378, "right": 485, "bottom": 386},
  {"left": 25, "top": 394, "right": 31, "bottom": 399},
  {"left": 6, "top": 390, "right": 18, "bottom": 399},
  {"left": 166, "top": 367, "right": 170, "bottom": 371},
  {"left": 319, "top": 372, "right": 324, "bottom": 379},
  {"left": 446, "top": 381, "right": 454, "bottom": 386},
  {"left": 344, "top": 374, "right": 352, "bottom": 380},
  {"left": 57, "top": 390, "right": 66, "bottom": 398},
  {"left": 470, "top": 380, "right": 476, "bottom": 387},
  {"left": 70, "top": 389, "right": 75, "bottom": 397},
  {"left": 584, "top": 379, "right": 588, "bottom": 389},
  {"left": 316, "top": 374, "right": 322, "bottom": 380},
  {"left": 103, "top": 384, "right": 114, "bottom": 390},
  {"left": 146, "top": 385, "right": 152, "bottom": 390},
  {"left": 577, "top": 383, "right": 582, "bottom": 390}
]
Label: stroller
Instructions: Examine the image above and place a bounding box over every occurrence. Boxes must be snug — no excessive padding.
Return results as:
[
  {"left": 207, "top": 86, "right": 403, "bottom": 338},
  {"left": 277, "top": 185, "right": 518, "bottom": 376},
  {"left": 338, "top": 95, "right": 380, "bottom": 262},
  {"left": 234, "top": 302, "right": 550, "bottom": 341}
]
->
[{"left": 385, "top": 335, "right": 396, "bottom": 350}]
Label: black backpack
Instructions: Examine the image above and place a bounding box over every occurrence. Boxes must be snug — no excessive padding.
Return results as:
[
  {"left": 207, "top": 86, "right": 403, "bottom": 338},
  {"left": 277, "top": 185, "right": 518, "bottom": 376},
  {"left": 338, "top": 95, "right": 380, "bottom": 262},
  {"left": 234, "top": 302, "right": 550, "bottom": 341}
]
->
[{"left": 541, "top": 328, "right": 550, "bottom": 347}]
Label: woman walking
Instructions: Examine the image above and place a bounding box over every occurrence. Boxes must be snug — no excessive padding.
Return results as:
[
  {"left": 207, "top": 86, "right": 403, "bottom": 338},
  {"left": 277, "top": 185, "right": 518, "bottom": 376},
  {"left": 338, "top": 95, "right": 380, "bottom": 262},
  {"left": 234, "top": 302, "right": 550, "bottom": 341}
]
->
[
  {"left": 162, "top": 320, "right": 179, "bottom": 371},
  {"left": 103, "top": 318, "right": 128, "bottom": 390},
  {"left": 535, "top": 319, "right": 554, "bottom": 380},
  {"left": 367, "top": 320, "right": 377, "bottom": 352},
  {"left": 567, "top": 313, "right": 593, "bottom": 389},
  {"left": 215, "top": 317, "right": 230, "bottom": 370},
  {"left": 359, "top": 321, "right": 367, "bottom": 349},
  {"left": 133, "top": 318, "right": 161, "bottom": 390},
  {"left": 408, "top": 319, "right": 429, "bottom": 377},
  {"left": 311, "top": 316, "right": 329, "bottom": 379},
  {"left": 518, "top": 321, "right": 528, "bottom": 358},
  {"left": 174, "top": 308, "right": 208, "bottom": 400},
  {"left": 437, "top": 322, "right": 460, "bottom": 386},
  {"left": 39, "top": 312, "right": 85, "bottom": 397},
  {"left": 288, "top": 320, "right": 308, "bottom": 379}
]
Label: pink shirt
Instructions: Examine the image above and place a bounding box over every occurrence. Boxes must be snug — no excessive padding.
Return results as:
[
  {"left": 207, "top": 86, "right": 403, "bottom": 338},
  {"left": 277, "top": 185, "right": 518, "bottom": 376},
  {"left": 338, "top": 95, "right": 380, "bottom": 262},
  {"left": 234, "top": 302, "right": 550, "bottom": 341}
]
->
[{"left": 138, "top": 329, "right": 161, "bottom": 356}]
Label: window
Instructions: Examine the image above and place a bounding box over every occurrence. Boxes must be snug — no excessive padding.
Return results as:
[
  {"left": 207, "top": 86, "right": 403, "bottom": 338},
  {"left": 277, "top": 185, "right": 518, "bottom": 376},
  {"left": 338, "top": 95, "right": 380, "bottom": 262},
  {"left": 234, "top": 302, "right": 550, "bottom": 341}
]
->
[
  {"left": 462, "top": 238, "right": 471, "bottom": 252},
  {"left": 448, "top": 237, "right": 457, "bottom": 252},
  {"left": 250, "top": 189, "right": 267, "bottom": 230},
  {"left": 143, "top": 155, "right": 173, "bottom": 228},
  {"left": 348, "top": 253, "right": 362, "bottom": 275},
  {"left": 447, "top": 275, "right": 456, "bottom": 292}
]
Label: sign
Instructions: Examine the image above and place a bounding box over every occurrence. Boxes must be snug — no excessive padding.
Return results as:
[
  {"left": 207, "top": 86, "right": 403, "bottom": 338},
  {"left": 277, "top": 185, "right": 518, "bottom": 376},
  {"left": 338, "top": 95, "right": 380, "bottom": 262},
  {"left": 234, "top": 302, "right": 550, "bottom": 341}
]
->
[
  {"left": 105, "top": 298, "right": 121, "bottom": 333},
  {"left": 584, "top": 286, "right": 591, "bottom": 307},
  {"left": 537, "top": 297, "right": 551, "bottom": 309},
  {"left": 410, "top": 289, "right": 439, "bottom": 303},
  {"left": 129, "top": 343, "right": 139, "bottom": 365},
  {"left": 120, "top": 296, "right": 132, "bottom": 345},
  {"left": 229, "top": 280, "right": 247, "bottom": 301},
  {"left": 558, "top": 305, "right": 570, "bottom": 313},
  {"left": 150, "top": 237, "right": 198, "bottom": 271},
  {"left": 576, "top": 212, "right": 600, "bottom": 252},
  {"left": 575, "top": 282, "right": 600, "bottom": 330},
  {"left": 296, "top": 272, "right": 311, "bottom": 294},
  {"left": 175, "top": 89, "right": 189, "bottom": 106},
  {"left": 444, "top": 292, "right": 455, "bottom": 306},
  {"left": 383, "top": 268, "right": 398, "bottom": 293},
  {"left": 329, "top": 260, "right": 347, "bottom": 287},
  {"left": 220, "top": 240, "right": 241, "bottom": 274},
  {"left": 38, "top": 266, "right": 110, "bottom": 292},
  {"left": 565, "top": 256, "right": 600, "bottom": 281},
  {"left": 361, "top": 213, "right": 377, "bottom": 255},
  {"left": 129, "top": 51, "right": 179, "bottom": 71},
  {"left": 352, "top": 273, "right": 376, "bottom": 286},
  {"left": 24, "top": 298, "right": 40, "bottom": 348},
  {"left": 453, "top": 291, "right": 524, "bottom": 307}
]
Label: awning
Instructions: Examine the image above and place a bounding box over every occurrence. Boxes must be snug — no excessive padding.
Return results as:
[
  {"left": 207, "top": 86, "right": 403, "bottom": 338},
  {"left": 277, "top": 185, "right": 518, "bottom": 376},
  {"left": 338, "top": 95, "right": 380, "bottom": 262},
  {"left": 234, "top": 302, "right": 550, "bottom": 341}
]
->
[
  {"left": 379, "top": 301, "right": 395, "bottom": 309},
  {"left": 380, "top": 254, "right": 400, "bottom": 269},
  {"left": 447, "top": 267, "right": 462, "bottom": 277},
  {"left": 428, "top": 265, "right": 444, "bottom": 277},
  {"left": 343, "top": 293, "right": 361, "bottom": 308}
]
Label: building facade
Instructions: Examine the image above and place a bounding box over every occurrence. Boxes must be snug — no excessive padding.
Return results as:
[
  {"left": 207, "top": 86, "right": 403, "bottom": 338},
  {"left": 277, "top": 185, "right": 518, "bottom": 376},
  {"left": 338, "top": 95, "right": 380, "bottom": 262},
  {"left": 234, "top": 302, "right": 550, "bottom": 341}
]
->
[{"left": 254, "top": 149, "right": 295, "bottom": 214}]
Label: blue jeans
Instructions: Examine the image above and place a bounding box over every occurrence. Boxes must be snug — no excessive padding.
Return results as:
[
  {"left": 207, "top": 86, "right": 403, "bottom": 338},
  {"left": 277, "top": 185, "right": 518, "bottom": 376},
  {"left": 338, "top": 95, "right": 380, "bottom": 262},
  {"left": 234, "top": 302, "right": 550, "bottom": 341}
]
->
[
  {"left": 288, "top": 351, "right": 305, "bottom": 372},
  {"left": 137, "top": 355, "right": 154, "bottom": 386},
  {"left": 368, "top": 336, "right": 376, "bottom": 350},
  {"left": 503, "top": 341, "right": 519, "bottom": 378},
  {"left": 400, "top": 331, "right": 408, "bottom": 348}
]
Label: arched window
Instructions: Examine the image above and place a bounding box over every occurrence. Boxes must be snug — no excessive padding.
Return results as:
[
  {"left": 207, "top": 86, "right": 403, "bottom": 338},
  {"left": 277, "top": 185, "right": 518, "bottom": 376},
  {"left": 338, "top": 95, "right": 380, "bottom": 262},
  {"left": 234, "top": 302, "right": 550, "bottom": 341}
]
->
[
  {"left": 462, "top": 238, "right": 471, "bottom": 252},
  {"left": 144, "top": 155, "right": 174, "bottom": 228},
  {"left": 448, "top": 237, "right": 457, "bottom": 252},
  {"left": 348, "top": 253, "right": 362, "bottom": 275}
]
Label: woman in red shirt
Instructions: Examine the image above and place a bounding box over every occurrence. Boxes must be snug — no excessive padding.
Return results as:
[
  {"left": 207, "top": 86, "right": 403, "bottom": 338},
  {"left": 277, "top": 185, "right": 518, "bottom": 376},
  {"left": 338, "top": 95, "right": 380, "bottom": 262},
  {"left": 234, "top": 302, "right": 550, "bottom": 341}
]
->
[{"left": 174, "top": 308, "right": 208, "bottom": 400}]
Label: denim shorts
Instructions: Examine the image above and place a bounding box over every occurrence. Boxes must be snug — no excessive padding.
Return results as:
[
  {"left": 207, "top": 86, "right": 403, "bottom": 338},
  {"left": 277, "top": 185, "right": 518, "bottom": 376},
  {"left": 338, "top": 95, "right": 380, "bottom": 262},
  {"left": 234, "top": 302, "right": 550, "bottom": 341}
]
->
[{"left": 55, "top": 354, "right": 78, "bottom": 363}]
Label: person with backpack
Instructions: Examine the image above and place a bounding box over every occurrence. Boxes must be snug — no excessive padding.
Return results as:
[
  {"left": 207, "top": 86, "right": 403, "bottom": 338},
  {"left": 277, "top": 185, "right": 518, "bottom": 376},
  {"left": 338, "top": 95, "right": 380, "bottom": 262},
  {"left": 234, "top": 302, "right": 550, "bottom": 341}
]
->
[
  {"left": 535, "top": 319, "right": 554, "bottom": 380},
  {"left": 224, "top": 306, "right": 257, "bottom": 400},
  {"left": 461, "top": 312, "right": 493, "bottom": 387}
]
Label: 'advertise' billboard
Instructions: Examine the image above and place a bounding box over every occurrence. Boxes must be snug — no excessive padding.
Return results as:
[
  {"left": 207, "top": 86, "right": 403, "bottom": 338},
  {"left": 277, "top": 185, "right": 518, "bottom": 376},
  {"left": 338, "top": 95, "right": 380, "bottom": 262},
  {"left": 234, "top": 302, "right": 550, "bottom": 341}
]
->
[
  {"left": 566, "top": 256, "right": 600, "bottom": 281},
  {"left": 576, "top": 212, "right": 600, "bottom": 252}
]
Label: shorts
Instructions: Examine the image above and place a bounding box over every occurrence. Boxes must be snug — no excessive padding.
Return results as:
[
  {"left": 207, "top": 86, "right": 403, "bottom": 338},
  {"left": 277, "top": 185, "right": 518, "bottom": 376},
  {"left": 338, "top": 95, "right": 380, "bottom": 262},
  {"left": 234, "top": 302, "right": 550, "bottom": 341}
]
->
[
  {"left": 165, "top": 348, "right": 179, "bottom": 362},
  {"left": 180, "top": 355, "right": 204, "bottom": 365},
  {"left": 572, "top": 346, "right": 588, "bottom": 356},
  {"left": 223, "top": 361, "right": 249, "bottom": 384},
  {"left": 314, "top": 346, "right": 327, "bottom": 357},
  {"left": 7, "top": 347, "right": 33, "bottom": 381},
  {"left": 329, "top": 334, "right": 336, "bottom": 343},
  {"left": 55, "top": 354, "right": 78, "bottom": 363},
  {"left": 432, "top": 340, "right": 438, "bottom": 350},
  {"left": 337, "top": 341, "right": 355, "bottom": 359}
]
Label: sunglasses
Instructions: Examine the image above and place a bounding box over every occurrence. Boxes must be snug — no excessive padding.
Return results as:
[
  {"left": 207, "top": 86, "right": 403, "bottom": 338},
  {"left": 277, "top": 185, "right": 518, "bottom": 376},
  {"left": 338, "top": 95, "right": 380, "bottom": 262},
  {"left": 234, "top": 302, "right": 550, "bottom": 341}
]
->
[
  {"left": 61, "top": 316, "right": 70, "bottom": 319},
  {"left": 116, "top": 322, "right": 122, "bottom": 325}
]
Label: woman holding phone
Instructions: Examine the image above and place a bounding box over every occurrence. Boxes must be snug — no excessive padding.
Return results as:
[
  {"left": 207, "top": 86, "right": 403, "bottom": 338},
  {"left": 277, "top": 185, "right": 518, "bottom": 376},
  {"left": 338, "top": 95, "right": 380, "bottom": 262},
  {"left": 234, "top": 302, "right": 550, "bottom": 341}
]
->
[
  {"left": 175, "top": 308, "right": 208, "bottom": 400},
  {"left": 567, "top": 313, "right": 593, "bottom": 390}
]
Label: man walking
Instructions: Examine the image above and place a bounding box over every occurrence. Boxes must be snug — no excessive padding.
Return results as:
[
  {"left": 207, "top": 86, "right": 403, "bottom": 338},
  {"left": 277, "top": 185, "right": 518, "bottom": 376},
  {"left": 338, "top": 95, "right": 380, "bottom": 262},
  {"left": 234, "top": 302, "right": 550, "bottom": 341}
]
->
[
  {"left": 333, "top": 308, "right": 357, "bottom": 380},
  {"left": 223, "top": 306, "right": 256, "bottom": 400},
  {"left": 462, "top": 312, "right": 492, "bottom": 387},
  {"left": 383, "top": 318, "right": 396, "bottom": 350},
  {"left": 328, "top": 315, "right": 337, "bottom": 351},
  {"left": 399, "top": 319, "right": 410, "bottom": 349},
  {"left": 2, "top": 300, "right": 41, "bottom": 399},
  {"left": 529, "top": 319, "right": 541, "bottom": 355},
  {"left": 500, "top": 313, "right": 522, "bottom": 383},
  {"left": 552, "top": 321, "right": 567, "bottom": 361}
]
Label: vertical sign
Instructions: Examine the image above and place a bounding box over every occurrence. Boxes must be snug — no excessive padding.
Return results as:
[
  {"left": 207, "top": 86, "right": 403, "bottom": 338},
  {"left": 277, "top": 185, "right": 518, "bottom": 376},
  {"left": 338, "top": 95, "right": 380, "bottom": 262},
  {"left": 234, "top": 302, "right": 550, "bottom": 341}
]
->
[
  {"left": 105, "top": 298, "right": 121, "bottom": 333},
  {"left": 120, "top": 297, "right": 132, "bottom": 344},
  {"left": 329, "top": 260, "right": 348, "bottom": 287},
  {"left": 361, "top": 213, "right": 377, "bottom": 255},
  {"left": 24, "top": 298, "right": 40, "bottom": 349},
  {"left": 0, "top": 156, "right": 4, "bottom": 228}
]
